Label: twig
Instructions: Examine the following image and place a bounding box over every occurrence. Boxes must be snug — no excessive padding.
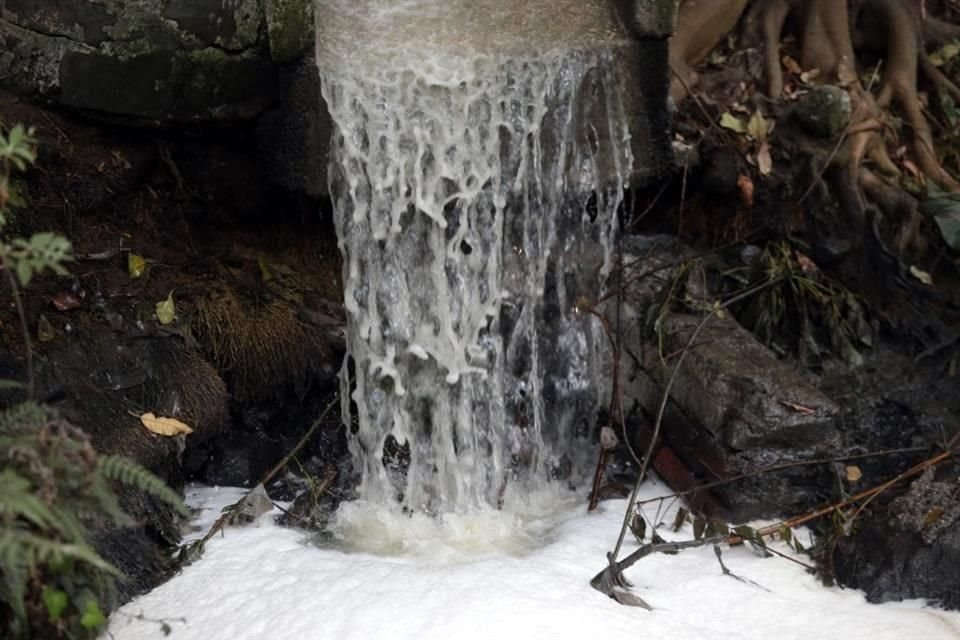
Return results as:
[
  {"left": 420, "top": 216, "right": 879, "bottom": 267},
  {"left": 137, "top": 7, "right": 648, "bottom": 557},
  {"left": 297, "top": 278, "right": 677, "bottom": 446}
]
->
[
  {"left": 595, "top": 231, "right": 760, "bottom": 307},
  {"left": 261, "top": 395, "right": 340, "bottom": 486},
  {"left": 183, "top": 396, "right": 339, "bottom": 555},
  {"left": 594, "top": 435, "right": 957, "bottom": 594},
  {"left": 633, "top": 445, "right": 932, "bottom": 508},
  {"left": 745, "top": 432, "right": 958, "bottom": 542},
  {"left": 609, "top": 277, "right": 784, "bottom": 561}
]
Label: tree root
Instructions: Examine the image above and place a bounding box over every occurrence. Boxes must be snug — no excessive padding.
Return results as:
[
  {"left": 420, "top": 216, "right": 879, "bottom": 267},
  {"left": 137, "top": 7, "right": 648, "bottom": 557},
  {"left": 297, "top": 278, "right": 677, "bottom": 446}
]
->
[{"left": 669, "top": 0, "right": 960, "bottom": 260}]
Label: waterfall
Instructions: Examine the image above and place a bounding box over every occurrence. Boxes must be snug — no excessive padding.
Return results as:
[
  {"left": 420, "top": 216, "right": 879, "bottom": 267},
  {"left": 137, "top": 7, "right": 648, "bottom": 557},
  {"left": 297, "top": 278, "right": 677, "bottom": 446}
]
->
[{"left": 316, "top": 0, "right": 634, "bottom": 518}]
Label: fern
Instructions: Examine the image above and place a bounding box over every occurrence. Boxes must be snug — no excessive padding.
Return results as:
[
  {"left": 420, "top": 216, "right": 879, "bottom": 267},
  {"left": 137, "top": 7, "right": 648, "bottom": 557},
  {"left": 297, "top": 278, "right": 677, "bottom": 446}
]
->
[
  {"left": 0, "top": 402, "right": 186, "bottom": 639},
  {"left": 97, "top": 456, "right": 189, "bottom": 517},
  {"left": 0, "top": 401, "right": 48, "bottom": 434},
  {"left": 0, "top": 470, "right": 68, "bottom": 534}
]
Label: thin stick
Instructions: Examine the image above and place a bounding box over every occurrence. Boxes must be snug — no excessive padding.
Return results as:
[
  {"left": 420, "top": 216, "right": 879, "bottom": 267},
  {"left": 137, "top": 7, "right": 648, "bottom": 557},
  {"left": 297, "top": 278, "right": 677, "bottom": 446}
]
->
[
  {"left": 633, "top": 445, "right": 932, "bottom": 508},
  {"left": 610, "top": 277, "right": 783, "bottom": 560},
  {"left": 190, "top": 396, "right": 340, "bottom": 550},
  {"left": 260, "top": 395, "right": 340, "bottom": 486},
  {"left": 596, "top": 435, "right": 957, "bottom": 589}
]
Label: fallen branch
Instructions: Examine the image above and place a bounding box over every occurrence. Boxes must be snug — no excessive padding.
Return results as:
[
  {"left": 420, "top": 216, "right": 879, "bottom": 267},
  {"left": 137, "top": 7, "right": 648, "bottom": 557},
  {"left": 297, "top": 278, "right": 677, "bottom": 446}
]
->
[
  {"left": 592, "top": 431, "right": 958, "bottom": 604},
  {"left": 606, "top": 278, "right": 785, "bottom": 563}
]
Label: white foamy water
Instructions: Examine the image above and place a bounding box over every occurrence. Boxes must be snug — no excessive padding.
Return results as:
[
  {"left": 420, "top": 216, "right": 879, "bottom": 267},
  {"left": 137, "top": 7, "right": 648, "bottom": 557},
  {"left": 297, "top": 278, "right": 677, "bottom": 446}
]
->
[
  {"left": 105, "top": 484, "right": 960, "bottom": 640},
  {"left": 319, "top": 0, "right": 633, "bottom": 516}
]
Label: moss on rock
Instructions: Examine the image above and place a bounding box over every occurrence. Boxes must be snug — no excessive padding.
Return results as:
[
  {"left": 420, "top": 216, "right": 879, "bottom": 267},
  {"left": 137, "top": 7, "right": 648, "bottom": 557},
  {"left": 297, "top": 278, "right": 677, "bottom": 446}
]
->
[{"left": 265, "top": 0, "right": 313, "bottom": 63}]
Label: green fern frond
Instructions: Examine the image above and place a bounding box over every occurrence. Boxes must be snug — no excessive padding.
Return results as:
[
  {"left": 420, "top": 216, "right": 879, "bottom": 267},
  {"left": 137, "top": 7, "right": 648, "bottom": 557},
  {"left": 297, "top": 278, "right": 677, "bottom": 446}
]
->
[
  {"left": 87, "top": 474, "right": 135, "bottom": 527},
  {"left": 0, "top": 470, "right": 70, "bottom": 536},
  {"left": 0, "top": 529, "right": 119, "bottom": 576},
  {"left": 0, "top": 401, "right": 50, "bottom": 435},
  {"left": 97, "top": 456, "right": 188, "bottom": 516}
]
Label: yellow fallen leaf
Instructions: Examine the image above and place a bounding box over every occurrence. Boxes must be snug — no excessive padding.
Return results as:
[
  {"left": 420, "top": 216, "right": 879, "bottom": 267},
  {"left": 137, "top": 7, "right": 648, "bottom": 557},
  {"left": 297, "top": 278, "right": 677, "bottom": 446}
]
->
[
  {"left": 747, "top": 110, "right": 771, "bottom": 141},
  {"left": 720, "top": 112, "right": 748, "bottom": 134},
  {"left": 139, "top": 412, "right": 193, "bottom": 436},
  {"left": 156, "top": 291, "right": 176, "bottom": 325},
  {"left": 845, "top": 465, "right": 862, "bottom": 482},
  {"left": 128, "top": 253, "right": 146, "bottom": 279}
]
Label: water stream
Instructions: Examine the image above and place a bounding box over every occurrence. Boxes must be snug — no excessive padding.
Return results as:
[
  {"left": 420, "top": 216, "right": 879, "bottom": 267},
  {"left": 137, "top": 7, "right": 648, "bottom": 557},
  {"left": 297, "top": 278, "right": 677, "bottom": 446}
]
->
[{"left": 316, "top": 1, "right": 634, "bottom": 526}]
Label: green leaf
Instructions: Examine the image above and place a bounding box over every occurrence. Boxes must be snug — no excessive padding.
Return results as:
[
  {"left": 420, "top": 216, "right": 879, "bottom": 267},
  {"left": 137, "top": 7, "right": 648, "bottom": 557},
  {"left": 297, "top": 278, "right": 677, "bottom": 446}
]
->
[
  {"left": 930, "top": 41, "right": 960, "bottom": 66},
  {"left": 128, "top": 253, "right": 147, "bottom": 279},
  {"left": 920, "top": 187, "right": 960, "bottom": 251},
  {"left": 720, "top": 112, "right": 748, "bottom": 134},
  {"left": 42, "top": 586, "right": 69, "bottom": 621},
  {"left": 16, "top": 260, "right": 32, "bottom": 287},
  {"left": 0, "top": 379, "right": 24, "bottom": 390},
  {"left": 747, "top": 110, "right": 771, "bottom": 141},
  {"left": 80, "top": 600, "right": 106, "bottom": 630},
  {"left": 156, "top": 291, "right": 176, "bottom": 325}
]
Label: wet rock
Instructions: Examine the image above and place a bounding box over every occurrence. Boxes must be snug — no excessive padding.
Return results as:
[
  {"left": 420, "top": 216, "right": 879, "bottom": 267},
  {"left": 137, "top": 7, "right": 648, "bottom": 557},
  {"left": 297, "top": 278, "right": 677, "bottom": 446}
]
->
[
  {"left": 791, "top": 86, "right": 851, "bottom": 139},
  {"left": 833, "top": 462, "right": 960, "bottom": 610},
  {"left": 265, "top": 0, "right": 314, "bottom": 63},
  {"left": 256, "top": 59, "right": 331, "bottom": 198},
  {"left": 0, "top": 0, "right": 278, "bottom": 122},
  {"left": 614, "top": 235, "right": 842, "bottom": 521}
]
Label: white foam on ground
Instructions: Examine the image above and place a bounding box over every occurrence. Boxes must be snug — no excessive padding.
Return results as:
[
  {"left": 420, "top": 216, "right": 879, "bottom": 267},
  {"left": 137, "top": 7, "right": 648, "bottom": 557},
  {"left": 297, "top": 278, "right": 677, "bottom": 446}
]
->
[{"left": 105, "top": 484, "right": 960, "bottom": 640}]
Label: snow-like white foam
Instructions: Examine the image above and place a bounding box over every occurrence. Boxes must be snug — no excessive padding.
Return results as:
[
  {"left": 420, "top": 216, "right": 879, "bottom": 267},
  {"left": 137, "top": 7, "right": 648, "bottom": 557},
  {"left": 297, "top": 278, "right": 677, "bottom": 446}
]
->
[
  {"left": 105, "top": 484, "right": 960, "bottom": 640},
  {"left": 318, "top": 1, "right": 631, "bottom": 516}
]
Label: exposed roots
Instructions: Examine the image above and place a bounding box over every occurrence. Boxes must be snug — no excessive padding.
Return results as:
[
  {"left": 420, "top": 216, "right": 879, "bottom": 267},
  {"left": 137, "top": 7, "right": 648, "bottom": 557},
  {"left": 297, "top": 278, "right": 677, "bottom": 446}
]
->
[{"left": 669, "top": 0, "right": 960, "bottom": 254}]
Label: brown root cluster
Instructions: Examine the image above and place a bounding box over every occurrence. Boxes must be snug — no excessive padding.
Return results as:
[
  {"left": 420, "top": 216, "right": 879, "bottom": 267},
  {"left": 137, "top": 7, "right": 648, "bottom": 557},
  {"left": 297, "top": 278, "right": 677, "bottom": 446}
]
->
[{"left": 668, "top": 0, "right": 960, "bottom": 255}]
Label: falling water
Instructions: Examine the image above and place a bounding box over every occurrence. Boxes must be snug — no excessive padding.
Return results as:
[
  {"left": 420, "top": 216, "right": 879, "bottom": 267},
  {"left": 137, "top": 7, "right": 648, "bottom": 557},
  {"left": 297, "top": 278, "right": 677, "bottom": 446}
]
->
[{"left": 316, "top": 1, "right": 634, "bottom": 520}]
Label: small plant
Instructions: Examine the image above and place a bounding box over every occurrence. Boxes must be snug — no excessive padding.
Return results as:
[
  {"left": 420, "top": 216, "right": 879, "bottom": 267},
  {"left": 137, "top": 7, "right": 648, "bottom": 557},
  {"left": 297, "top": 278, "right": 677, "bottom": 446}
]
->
[
  {"left": 730, "top": 242, "right": 871, "bottom": 366},
  {"left": 0, "top": 123, "right": 73, "bottom": 398},
  {"left": 0, "top": 123, "right": 187, "bottom": 638},
  {"left": 0, "top": 402, "right": 188, "bottom": 639}
]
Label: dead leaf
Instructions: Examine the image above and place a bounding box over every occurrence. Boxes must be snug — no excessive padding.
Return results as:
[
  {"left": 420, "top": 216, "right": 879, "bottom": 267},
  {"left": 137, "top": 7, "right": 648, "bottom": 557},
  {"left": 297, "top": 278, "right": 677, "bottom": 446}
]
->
[
  {"left": 128, "top": 253, "right": 146, "bottom": 279},
  {"left": 51, "top": 292, "right": 82, "bottom": 311},
  {"left": 736, "top": 174, "right": 754, "bottom": 208},
  {"left": 138, "top": 412, "right": 193, "bottom": 436},
  {"left": 909, "top": 265, "right": 933, "bottom": 285},
  {"left": 782, "top": 55, "right": 802, "bottom": 75},
  {"left": 757, "top": 141, "right": 773, "bottom": 176},
  {"left": 800, "top": 68, "right": 821, "bottom": 84},
  {"left": 845, "top": 465, "right": 863, "bottom": 482},
  {"left": 720, "top": 112, "right": 748, "bottom": 134},
  {"left": 930, "top": 42, "right": 960, "bottom": 67},
  {"left": 902, "top": 159, "right": 922, "bottom": 179},
  {"left": 794, "top": 251, "right": 819, "bottom": 275},
  {"left": 37, "top": 315, "right": 55, "bottom": 343},
  {"left": 923, "top": 506, "right": 945, "bottom": 527},
  {"left": 747, "top": 111, "right": 771, "bottom": 141},
  {"left": 156, "top": 291, "right": 176, "bottom": 325}
]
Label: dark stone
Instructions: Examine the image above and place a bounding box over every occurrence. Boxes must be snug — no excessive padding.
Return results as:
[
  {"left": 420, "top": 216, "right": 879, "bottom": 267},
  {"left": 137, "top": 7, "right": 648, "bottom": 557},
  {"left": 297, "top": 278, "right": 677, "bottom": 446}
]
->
[
  {"left": 162, "top": 0, "right": 237, "bottom": 45},
  {"left": 791, "top": 86, "right": 851, "bottom": 139},
  {"left": 256, "top": 58, "right": 331, "bottom": 197},
  {"left": 833, "top": 462, "right": 960, "bottom": 610},
  {"left": 58, "top": 48, "right": 279, "bottom": 121},
  {"left": 171, "top": 50, "right": 279, "bottom": 121},
  {"left": 59, "top": 50, "right": 176, "bottom": 118},
  {"left": 4, "top": 0, "right": 116, "bottom": 45}
]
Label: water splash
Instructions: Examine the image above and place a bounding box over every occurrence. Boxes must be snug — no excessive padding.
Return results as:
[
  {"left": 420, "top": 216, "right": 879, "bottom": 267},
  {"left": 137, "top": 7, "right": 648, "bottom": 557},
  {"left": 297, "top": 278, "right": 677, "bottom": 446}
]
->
[{"left": 317, "top": 1, "right": 633, "bottom": 517}]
